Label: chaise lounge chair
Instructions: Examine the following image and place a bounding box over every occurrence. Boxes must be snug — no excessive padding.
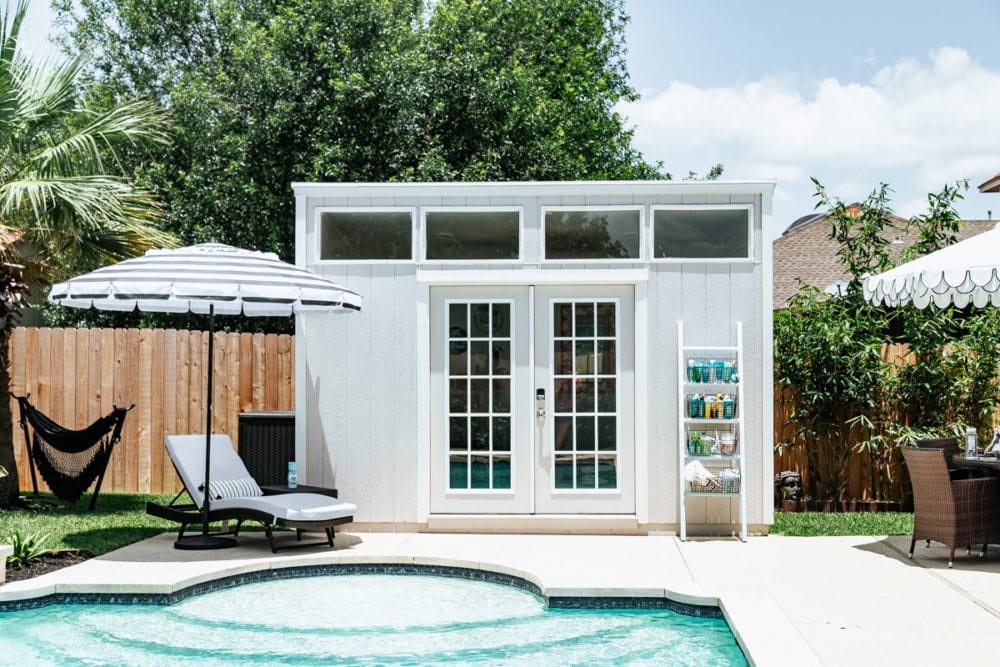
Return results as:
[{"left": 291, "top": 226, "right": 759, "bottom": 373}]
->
[{"left": 146, "top": 434, "right": 357, "bottom": 553}]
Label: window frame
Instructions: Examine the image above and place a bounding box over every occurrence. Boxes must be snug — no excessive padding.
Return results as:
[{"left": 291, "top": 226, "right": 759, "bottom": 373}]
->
[
  {"left": 314, "top": 206, "right": 417, "bottom": 264},
  {"left": 649, "top": 204, "right": 755, "bottom": 263},
  {"left": 539, "top": 205, "right": 645, "bottom": 264},
  {"left": 420, "top": 206, "right": 524, "bottom": 265}
]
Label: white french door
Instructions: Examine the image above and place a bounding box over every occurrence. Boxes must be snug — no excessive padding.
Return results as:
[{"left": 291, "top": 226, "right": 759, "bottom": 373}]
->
[{"left": 429, "top": 285, "right": 634, "bottom": 515}]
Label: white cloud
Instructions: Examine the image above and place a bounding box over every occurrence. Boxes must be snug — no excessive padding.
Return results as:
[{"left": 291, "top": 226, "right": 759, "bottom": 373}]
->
[{"left": 619, "top": 47, "right": 1000, "bottom": 232}]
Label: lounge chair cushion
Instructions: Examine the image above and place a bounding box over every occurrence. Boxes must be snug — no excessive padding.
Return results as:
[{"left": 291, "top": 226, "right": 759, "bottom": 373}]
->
[
  {"left": 208, "top": 476, "right": 263, "bottom": 500},
  {"left": 212, "top": 493, "right": 357, "bottom": 522}
]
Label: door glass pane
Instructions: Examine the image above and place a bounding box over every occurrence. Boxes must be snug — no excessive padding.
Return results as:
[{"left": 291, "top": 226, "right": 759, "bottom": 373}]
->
[
  {"left": 554, "top": 416, "right": 573, "bottom": 451},
  {"left": 548, "top": 299, "right": 621, "bottom": 492},
  {"left": 554, "top": 455, "right": 574, "bottom": 489},
  {"left": 449, "top": 341, "right": 467, "bottom": 375},
  {"left": 596, "top": 303, "right": 615, "bottom": 336},
  {"left": 450, "top": 417, "right": 468, "bottom": 450},
  {"left": 575, "top": 341, "right": 594, "bottom": 374},
  {"left": 574, "top": 304, "right": 594, "bottom": 336},
  {"left": 597, "top": 340, "right": 616, "bottom": 375},
  {"left": 493, "top": 417, "right": 511, "bottom": 451},
  {"left": 449, "top": 379, "right": 467, "bottom": 412},
  {"left": 554, "top": 303, "right": 573, "bottom": 336},
  {"left": 554, "top": 379, "right": 573, "bottom": 414},
  {"left": 450, "top": 456, "right": 468, "bottom": 488},
  {"left": 470, "top": 341, "right": 489, "bottom": 375},
  {"left": 575, "top": 455, "right": 596, "bottom": 488},
  {"left": 575, "top": 378, "right": 595, "bottom": 412},
  {"left": 576, "top": 416, "right": 595, "bottom": 450},
  {"left": 470, "top": 304, "right": 490, "bottom": 337},
  {"left": 598, "top": 416, "right": 616, "bottom": 451},
  {"left": 555, "top": 341, "right": 573, "bottom": 374},
  {"left": 598, "top": 455, "right": 617, "bottom": 489},
  {"left": 492, "top": 342, "right": 510, "bottom": 374},
  {"left": 493, "top": 457, "right": 511, "bottom": 489},
  {"left": 450, "top": 303, "right": 468, "bottom": 335},
  {"left": 597, "top": 378, "right": 616, "bottom": 412},
  {"left": 492, "top": 379, "right": 510, "bottom": 412},
  {"left": 470, "top": 456, "right": 490, "bottom": 489},
  {"left": 492, "top": 303, "right": 510, "bottom": 337},
  {"left": 470, "top": 417, "right": 490, "bottom": 451},
  {"left": 447, "top": 299, "right": 514, "bottom": 491},
  {"left": 470, "top": 379, "right": 489, "bottom": 412}
]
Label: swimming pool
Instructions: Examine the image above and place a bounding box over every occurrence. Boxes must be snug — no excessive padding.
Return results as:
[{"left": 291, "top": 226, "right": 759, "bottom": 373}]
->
[{"left": 0, "top": 573, "right": 747, "bottom": 665}]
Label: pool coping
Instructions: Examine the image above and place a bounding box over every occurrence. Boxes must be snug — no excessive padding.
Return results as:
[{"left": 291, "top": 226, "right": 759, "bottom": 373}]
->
[
  {"left": 0, "top": 532, "right": 818, "bottom": 666},
  {"left": 0, "top": 562, "right": 725, "bottom": 619}
]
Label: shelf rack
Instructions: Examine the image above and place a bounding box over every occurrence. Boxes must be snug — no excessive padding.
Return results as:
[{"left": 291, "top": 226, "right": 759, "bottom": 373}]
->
[{"left": 677, "top": 320, "right": 747, "bottom": 541}]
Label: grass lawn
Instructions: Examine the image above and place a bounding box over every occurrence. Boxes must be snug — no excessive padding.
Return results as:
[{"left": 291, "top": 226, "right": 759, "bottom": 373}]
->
[
  {"left": 771, "top": 510, "right": 914, "bottom": 537},
  {"left": 3, "top": 492, "right": 917, "bottom": 560},
  {"left": 1, "top": 492, "right": 182, "bottom": 556}
]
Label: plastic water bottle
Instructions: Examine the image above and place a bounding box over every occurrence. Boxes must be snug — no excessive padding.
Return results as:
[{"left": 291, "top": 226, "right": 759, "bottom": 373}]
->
[{"left": 287, "top": 461, "right": 298, "bottom": 489}]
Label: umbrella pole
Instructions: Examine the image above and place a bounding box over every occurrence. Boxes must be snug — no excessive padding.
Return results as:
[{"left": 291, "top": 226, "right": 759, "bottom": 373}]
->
[{"left": 175, "top": 304, "right": 236, "bottom": 550}]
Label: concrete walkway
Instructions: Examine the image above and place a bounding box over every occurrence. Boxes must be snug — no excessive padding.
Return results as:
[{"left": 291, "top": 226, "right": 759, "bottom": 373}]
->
[{"left": 3, "top": 531, "right": 1000, "bottom": 666}]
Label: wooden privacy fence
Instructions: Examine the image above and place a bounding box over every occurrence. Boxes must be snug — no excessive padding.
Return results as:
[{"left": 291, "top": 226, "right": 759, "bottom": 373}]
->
[
  {"left": 5, "top": 329, "right": 922, "bottom": 501},
  {"left": 8, "top": 327, "right": 294, "bottom": 495},
  {"left": 773, "top": 343, "right": 915, "bottom": 502}
]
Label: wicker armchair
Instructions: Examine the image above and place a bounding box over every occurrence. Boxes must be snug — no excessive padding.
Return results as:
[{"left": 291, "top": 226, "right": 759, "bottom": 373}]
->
[{"left": 901, "top": 446, "right": 1000, "bottom": 567}]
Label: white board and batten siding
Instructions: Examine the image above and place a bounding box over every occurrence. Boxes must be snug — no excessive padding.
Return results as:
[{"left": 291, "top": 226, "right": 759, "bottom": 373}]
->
[{"left": 293, "top": 181, "right": 776, "bottom": 533}]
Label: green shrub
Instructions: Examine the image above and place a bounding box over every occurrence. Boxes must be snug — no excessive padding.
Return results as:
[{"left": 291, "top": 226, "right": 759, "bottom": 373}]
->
[{"left": 5, "top": 530, "right": 52, "bottom": 569}]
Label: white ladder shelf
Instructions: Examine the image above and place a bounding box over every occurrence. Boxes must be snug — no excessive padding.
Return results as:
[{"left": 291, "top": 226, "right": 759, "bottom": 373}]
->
[{"left": 677, "top": 320, "right": 747, "bottom": 542}]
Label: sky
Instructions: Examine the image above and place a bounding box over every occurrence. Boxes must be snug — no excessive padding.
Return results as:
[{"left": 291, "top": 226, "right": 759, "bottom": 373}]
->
[{"left": 18, "top": 0, "right": 1000, "bottom": 236}]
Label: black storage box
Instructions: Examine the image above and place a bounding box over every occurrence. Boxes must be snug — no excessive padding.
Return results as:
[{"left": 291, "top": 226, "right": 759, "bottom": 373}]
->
[{"left": 237, "top": 411, "right": 295, "bottom": 486}]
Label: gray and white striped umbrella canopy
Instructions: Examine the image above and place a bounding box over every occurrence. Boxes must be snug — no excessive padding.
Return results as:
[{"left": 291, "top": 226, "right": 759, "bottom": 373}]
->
[{"left": 48, "top": 242, "right": 362, "bottom": 315}]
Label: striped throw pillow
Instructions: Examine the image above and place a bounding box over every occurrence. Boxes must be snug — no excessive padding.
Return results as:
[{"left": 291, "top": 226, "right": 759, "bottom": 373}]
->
[{"left": 208, "top": 476, "right": 263, "bottom": 500}]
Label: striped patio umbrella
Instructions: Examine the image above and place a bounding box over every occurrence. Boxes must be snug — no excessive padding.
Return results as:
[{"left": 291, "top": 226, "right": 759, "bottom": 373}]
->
[
  {"left": 48, "top": 243, "right": 362, "bottom": 549},
  {"left": 864, "top": 223, "right": 1000, "bottom": 309}
]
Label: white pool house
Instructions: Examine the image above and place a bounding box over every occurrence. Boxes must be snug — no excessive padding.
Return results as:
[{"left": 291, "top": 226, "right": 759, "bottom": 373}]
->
[{"left": 292, "top": 180, "right": 776, "bottom": 535}]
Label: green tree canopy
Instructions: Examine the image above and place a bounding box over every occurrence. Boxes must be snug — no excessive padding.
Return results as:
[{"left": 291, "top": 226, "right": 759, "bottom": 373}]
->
[{"left": 56, "top": 0, "right": 664, "bottom": 263}]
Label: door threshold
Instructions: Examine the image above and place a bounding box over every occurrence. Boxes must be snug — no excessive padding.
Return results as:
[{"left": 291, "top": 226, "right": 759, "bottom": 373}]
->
[{"left": 426, "top": 514, "right": 640, "bottom": 533}]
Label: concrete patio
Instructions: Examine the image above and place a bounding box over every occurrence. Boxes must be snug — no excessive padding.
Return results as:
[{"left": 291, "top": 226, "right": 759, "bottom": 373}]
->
[{"left": 3, "top": 531, "right": 1000, "bottom": 666}]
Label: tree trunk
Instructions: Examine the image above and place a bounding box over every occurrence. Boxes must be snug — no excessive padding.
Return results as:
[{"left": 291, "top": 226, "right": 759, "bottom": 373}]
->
[{"left": 0, "top": 327, "right": 20, "bottom": 507}]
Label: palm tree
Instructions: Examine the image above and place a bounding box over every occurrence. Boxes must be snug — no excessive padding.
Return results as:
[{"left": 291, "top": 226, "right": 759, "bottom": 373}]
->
[{"left": 0, "top": 1, "right": 174, "bottom": 506}]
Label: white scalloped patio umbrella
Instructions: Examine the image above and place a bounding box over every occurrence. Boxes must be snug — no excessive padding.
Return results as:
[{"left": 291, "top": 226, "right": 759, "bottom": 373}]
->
[
  {"left": 864, "top": 223, "right": 1000, "bottom": 309},
  {"left": 48, "top": 242, "right": 361, "bottom": 549}
]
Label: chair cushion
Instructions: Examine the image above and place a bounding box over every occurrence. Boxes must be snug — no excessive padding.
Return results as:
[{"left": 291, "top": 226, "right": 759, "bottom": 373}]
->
[
  {"left": 208, "top": 476, "right": 263, "bottom": 500},
  {"left": 212, "top": 493, "right": 357, "bottom": 522}
]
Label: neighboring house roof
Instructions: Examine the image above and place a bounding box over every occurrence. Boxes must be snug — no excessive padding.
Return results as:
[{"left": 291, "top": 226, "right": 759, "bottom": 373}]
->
[
  {"left": 772, "top": 212, "right": 996, "bottom": 309},
  {"left": 979, "top": 172, "right": 1000, "bottom": 193}
]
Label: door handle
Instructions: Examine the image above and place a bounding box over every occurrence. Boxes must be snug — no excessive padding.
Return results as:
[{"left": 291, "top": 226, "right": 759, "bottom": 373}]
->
[{"left": 535, "top": 388, "right": 546, "bottom": 427}]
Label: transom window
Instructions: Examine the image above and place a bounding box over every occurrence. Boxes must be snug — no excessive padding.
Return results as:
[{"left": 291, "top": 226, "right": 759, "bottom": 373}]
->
[
  {"left": 425, "top": 209, "right": 520, "bottom": 261},
  {"left": 318, "top": 209, "right": 413, "bottom": 260},
  {"left": 652, "top": 206, "right": 751, "bottom": 260},
  {"left": 543, "top": 208, "right": 641, "bottom": 260}
]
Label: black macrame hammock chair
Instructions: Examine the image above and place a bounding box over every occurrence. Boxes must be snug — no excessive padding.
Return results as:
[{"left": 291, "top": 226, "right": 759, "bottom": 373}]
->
[{"left": 12, "top": 394, "right": 133, "bottom": 511}]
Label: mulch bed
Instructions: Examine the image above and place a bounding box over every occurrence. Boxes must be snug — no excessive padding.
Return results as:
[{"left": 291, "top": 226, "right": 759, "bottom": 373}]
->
[{"left": 4, "top": 550, "right": 94, "bottom": 584}]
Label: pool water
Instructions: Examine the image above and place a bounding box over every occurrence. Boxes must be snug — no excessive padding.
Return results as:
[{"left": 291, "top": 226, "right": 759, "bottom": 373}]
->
[{"left": 0, "top": 575, "right": 747, "bottom": 666}]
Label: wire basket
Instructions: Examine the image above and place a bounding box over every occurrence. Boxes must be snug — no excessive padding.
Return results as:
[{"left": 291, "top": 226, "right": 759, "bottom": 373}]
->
[{"left": 685, "top": 459, "right": 741, "bottom": 494}]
